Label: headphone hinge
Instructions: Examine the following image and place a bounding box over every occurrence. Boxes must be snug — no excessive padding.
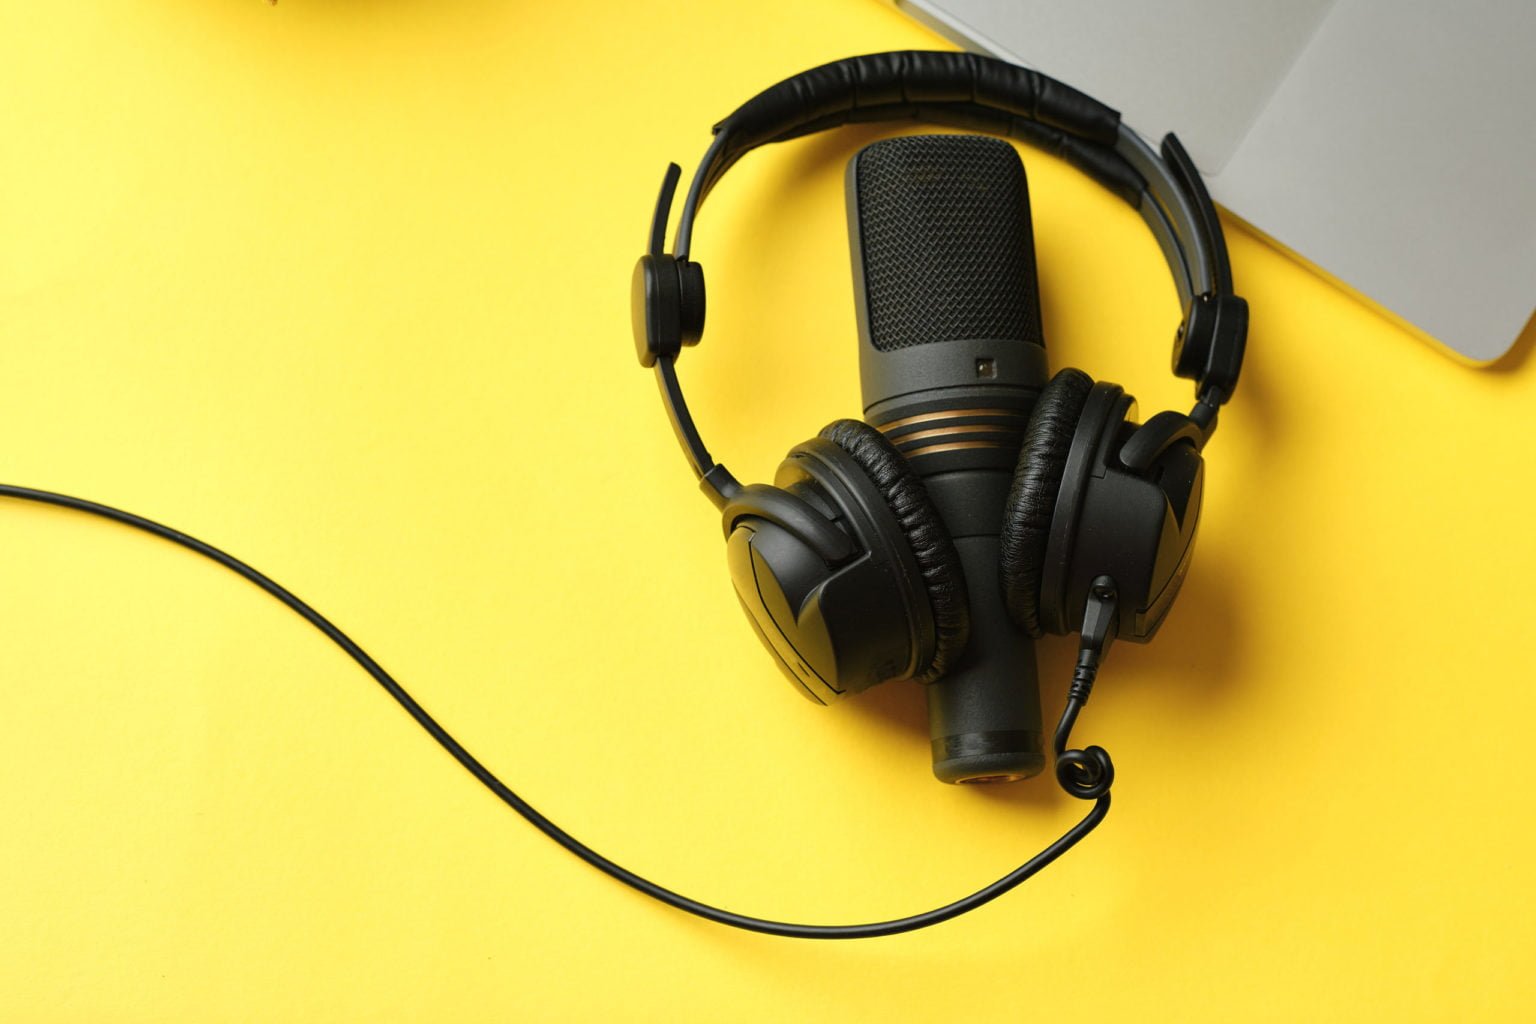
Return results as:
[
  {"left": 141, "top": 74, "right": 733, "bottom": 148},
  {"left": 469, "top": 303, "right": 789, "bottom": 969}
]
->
[{"left": 1173, "top": 291, "right": 1248, "bottom": 404}]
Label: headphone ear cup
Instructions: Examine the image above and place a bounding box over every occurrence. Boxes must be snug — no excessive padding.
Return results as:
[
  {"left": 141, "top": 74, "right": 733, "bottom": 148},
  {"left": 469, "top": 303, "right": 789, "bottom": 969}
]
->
[
  {"left": 818, "top": 419, "right": 970, "bottom": 682},
  {"left": 1000, "top": 368, "right": 1095, "bottom": 637}
]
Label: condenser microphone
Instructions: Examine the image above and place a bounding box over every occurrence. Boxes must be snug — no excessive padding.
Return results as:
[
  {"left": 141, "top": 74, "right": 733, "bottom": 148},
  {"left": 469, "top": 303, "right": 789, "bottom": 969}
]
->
[{"left": 847, "top": 134, "right": 1050, "bottom": 784}]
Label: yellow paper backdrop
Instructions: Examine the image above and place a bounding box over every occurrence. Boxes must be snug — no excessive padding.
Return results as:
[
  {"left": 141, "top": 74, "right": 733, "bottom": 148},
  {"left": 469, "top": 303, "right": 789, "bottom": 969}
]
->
[{"left": 1, "top": 1, "right": 1532, "bottom": 1020}]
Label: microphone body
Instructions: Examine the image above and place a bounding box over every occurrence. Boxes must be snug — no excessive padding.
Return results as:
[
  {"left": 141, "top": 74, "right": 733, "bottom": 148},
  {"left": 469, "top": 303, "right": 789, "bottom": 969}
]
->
[{"left": 846, "top": 135, "right": 1049, "bottom": 783}]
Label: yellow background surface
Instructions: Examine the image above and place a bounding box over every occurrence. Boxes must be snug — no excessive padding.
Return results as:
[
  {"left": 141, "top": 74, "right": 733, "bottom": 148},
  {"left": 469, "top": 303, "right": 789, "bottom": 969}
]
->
[{"left": 2, "top": 2, "right": 1534, "bottom": 1020}]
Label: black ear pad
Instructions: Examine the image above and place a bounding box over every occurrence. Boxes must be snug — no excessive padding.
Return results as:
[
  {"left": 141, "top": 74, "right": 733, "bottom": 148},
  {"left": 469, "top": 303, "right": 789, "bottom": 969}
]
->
[
  {"left": 1000, "top": 368, "right": 1095, "bottom": 637},
  {"left": 818, "top": 419, "right": 969, "bottom": 682}
]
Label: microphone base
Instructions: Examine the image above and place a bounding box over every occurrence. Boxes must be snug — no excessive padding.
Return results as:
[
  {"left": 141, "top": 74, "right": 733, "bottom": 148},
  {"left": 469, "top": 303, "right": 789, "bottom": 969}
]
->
[
  {"left": 931, "top": 734, "right": 1046, "bottom": 785},
  {"left": 924, "top": 534, "right": 1045, "bottom": 784}
]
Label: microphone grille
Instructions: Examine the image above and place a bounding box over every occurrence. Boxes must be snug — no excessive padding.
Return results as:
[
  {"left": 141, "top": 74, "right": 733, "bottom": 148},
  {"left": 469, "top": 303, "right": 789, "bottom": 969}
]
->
[{"left": 851, "top": 135, "right": 1043, "bottom": 353}]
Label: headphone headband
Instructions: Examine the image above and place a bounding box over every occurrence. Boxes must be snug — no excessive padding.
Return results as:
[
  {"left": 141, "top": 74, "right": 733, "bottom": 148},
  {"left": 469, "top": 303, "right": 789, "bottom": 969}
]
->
[
  {"left": 641, "top": 51, "right": 1248, "bottom": 507},
  {"left": 681, "top": 52, "right": 1220, "bottom": 296}
]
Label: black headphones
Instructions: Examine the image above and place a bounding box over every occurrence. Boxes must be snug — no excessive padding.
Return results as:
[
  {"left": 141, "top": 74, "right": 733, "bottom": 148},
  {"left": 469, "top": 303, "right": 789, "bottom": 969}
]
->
[
  {"left": 634, "top": 50, "right": 1248, "bottom": 780},
  {"left": 2, "top": 50, "right": 1254, "bottom": 945}
]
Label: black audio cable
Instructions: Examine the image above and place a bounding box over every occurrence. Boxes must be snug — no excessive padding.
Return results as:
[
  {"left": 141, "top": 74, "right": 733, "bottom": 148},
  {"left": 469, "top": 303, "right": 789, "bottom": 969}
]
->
[{"left": 0, "top": 482, "right": 1112, "bottom": 939}]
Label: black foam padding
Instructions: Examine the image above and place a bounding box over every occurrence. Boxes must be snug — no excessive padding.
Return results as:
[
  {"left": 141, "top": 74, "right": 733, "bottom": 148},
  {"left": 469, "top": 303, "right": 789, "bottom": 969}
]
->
[
  {"left": 703, "top": 52, "right": 1134, "bottom": 202},
  {"left": 852, "top": 135, "right": 1042, "bottom": 353},
  {"left": 714, "top": 50, "right": 1120, "bottom": 155},
  {"left": 819, "top": 419, "right": 969, "bottom": 682},
  {"left": 1000, "top": 368, "right": 1094, "bottom": 637}
]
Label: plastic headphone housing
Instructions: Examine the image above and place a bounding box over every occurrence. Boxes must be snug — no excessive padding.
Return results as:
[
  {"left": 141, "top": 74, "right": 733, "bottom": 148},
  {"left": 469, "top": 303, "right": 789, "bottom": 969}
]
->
[
  {"left": 724, "top": 440, "right": 939, "bottom": 704},
  {"left": 631, "top": 254, "right": 705, "bottom": 368},
  {"left": 1173, "top": 292, "right": 1248, "bottom": 401},
  {"left": 1038, "top": 384, "right": 1204, "bottom": 641}
]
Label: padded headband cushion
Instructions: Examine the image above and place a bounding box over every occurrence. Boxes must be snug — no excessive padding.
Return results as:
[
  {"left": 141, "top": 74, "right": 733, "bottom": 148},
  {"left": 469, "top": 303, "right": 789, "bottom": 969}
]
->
[
  {"left": 706, "top": 52, "right": 1137, "bottom": 202},
  {"left": 1000, "top": 368, "right": 1094, "bottom": 637},
  {"left": 819, "top": 419, "right": 969, "bottom": 682},
  {"left": 715, "top": 51, "right": 1119, "bottom": 153}
]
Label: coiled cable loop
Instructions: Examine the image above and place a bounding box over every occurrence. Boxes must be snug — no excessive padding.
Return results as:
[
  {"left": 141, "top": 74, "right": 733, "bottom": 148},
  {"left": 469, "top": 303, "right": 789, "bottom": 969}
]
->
[{"left": 1051, "top": 649, "right": 1115, "bottom": 801}]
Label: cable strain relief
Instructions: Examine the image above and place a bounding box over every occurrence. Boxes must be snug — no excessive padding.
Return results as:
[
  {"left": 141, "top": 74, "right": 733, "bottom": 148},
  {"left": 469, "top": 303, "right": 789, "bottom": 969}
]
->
[{"left": 1068, "top": 655, "right": 1098, "bottom": 705}]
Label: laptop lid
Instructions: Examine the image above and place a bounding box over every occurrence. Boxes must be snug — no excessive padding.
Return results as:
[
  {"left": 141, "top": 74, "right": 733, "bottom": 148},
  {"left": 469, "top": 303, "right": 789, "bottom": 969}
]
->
[{"left": 889, "top": 0, "right": 1536, "bottom": 364}]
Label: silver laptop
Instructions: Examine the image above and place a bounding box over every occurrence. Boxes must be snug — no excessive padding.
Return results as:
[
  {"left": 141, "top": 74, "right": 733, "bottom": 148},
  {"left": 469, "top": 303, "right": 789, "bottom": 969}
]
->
[{"left": 888, "top": 0, "right": 1536, "bottom": 364}]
